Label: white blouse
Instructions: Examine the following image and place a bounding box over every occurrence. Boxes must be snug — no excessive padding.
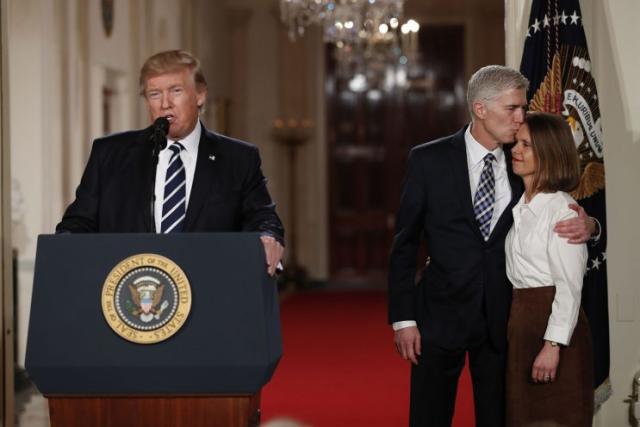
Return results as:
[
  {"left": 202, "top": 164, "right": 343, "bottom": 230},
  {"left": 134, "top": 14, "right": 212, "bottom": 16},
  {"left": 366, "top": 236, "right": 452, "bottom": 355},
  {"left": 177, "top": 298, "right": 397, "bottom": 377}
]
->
[{"left": 505, "top": 191, "right": 588, "bottom": 345}]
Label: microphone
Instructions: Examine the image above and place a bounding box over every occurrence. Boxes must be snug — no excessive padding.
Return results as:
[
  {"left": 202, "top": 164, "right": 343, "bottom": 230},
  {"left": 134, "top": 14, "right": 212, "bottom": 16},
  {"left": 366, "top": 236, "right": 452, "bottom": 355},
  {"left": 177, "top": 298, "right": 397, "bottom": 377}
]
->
[{"left": 151, "top": 117, "right": 170, "bottom": 153}]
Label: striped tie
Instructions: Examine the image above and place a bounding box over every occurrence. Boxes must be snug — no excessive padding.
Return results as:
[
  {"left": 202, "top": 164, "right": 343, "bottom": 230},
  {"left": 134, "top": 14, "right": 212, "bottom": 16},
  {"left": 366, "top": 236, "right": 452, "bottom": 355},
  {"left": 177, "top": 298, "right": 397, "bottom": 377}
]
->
[
  {"left": 473, "top": 153, "right": 496, "bottom": 240},
  {"left": 161, "top": 142, "right": 186, "bottom": 233}
]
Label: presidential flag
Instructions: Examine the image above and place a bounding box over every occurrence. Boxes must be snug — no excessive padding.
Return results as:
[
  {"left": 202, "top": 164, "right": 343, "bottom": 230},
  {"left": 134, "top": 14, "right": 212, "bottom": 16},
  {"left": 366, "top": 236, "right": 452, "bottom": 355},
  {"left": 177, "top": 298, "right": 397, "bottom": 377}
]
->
[{"left": 520, "top": 0, "right": 611, "bottom": 407}]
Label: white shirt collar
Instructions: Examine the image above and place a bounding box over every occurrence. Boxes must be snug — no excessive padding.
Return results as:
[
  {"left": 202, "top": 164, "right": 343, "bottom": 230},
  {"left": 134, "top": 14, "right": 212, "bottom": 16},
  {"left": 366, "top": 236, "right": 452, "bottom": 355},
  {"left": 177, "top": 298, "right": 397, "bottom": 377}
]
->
[
  {"left": 464, "top": 125, "right": 505, "bottom": 167},
  {"left": 516, "top": 191, "right": 557, "bottom": 217},
  {"left": 166, "top": 120, "right": 201, "bottom": 153}
]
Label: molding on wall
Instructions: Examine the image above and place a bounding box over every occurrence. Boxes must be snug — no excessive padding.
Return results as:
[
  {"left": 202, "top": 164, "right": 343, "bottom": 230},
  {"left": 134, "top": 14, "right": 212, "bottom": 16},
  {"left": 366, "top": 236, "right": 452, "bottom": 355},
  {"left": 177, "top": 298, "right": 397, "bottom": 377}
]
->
[
  {"left": 504, "top": 0, "right": 530, "bottom": 68},
  {"left": 0, "top": 0, "right": 16, "bottom": 422}
]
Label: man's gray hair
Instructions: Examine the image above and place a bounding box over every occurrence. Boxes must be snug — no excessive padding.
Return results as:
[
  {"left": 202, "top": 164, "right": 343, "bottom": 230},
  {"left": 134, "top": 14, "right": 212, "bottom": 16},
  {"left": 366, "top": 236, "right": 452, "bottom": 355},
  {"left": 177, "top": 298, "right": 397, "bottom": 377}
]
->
[{"left": 466, "top": 65, "right": 529, "bottom": 117}]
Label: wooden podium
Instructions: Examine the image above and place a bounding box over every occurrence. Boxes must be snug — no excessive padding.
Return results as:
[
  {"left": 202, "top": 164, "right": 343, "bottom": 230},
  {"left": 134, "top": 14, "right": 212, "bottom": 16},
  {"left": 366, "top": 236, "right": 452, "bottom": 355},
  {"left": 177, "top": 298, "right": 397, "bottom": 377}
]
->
[
  {"left": 47, "top": 395, "right": 261, "bottom": 427},
  {"left": 26, "top": 233, "right": 282, "bottom": 427}
]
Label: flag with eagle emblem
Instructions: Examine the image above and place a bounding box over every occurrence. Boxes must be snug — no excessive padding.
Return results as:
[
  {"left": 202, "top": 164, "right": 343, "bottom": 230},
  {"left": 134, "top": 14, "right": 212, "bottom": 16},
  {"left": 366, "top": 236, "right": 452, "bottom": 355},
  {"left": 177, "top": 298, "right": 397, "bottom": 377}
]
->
[{"left": 520, "top": 0, "right": 611, "bottom": 407}]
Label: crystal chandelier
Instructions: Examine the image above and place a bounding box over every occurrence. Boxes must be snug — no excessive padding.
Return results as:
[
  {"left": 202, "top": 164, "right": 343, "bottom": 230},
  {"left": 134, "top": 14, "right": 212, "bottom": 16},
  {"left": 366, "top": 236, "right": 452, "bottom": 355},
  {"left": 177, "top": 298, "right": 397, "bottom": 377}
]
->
[
  {"left": 280, "top": 0, "right": 330, "bottom": 40},
  {"left": 279, "top": 0, "right": 414, "bottom": 48},
  {"left": 280, "top": 0, "right": 420, "bottom": 82}
]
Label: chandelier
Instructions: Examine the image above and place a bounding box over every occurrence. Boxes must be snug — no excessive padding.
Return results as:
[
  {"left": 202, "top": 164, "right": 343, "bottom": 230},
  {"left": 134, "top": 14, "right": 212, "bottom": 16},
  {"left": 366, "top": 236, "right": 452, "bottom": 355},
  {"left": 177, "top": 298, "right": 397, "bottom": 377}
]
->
[{"left": 280, "top": 0, "right": 420, "bottom": 77}]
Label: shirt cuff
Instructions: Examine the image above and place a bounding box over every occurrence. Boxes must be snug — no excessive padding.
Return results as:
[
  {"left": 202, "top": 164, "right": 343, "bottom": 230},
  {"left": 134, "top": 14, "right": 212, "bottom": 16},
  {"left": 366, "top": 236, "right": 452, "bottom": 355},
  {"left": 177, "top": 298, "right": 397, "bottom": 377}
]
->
[
  {"left": 544, "top": 324, "right": 571, "bottom": 346},
  {"left": 260, "top": 232, "right": 285, "bottom": 247},
  {"left": 392, "top": 320, "right": 417, "bottom": 331},
  {"left": 589, "top": 217, "right": 602, "bottom": 245}
]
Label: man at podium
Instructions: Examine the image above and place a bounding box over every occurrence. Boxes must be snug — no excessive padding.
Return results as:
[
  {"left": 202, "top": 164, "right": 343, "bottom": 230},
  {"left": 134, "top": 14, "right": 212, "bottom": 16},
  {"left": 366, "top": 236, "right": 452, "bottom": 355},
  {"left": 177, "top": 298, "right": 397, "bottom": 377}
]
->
[{"left": 56, "top": 50, "right": 284, "bottom": 276}]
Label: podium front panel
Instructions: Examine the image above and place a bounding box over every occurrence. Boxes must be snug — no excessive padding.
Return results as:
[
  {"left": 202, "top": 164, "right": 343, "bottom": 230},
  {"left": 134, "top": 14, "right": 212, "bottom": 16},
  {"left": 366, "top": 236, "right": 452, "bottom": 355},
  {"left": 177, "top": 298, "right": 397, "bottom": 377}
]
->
[{"left": 26, "top": 233, "right": 282, "bottom": 395}]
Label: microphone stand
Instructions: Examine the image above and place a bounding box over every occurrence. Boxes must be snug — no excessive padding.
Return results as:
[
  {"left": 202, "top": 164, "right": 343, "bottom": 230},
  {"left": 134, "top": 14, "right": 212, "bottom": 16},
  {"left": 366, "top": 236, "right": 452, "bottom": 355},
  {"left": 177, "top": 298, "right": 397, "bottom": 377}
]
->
[
  {"left": 150, "top": 143, "right": 160, "bottom": 233},
  {"left": 149, "top": 121, "right": 168, "bottom": 233}
]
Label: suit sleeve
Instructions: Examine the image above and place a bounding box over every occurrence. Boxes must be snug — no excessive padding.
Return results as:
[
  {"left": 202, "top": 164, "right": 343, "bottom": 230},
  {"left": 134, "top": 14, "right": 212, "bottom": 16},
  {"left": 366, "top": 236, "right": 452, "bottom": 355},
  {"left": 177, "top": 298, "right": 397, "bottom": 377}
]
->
[
  {"left": 239, "top": 146, "right": 285, "bottom": 245},
  {"left": 388, "top": 148, "right": 427, "bottom": 324},
  {"left": 55, "top": 141, "right": 102, "bottom": 233}
]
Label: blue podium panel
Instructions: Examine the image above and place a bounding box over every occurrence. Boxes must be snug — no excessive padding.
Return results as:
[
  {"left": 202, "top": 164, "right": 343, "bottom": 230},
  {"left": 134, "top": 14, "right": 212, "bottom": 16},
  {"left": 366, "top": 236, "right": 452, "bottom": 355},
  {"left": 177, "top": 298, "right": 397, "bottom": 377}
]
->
[{"left": 26, "top": 233, "right": 281, "bottom": 395}]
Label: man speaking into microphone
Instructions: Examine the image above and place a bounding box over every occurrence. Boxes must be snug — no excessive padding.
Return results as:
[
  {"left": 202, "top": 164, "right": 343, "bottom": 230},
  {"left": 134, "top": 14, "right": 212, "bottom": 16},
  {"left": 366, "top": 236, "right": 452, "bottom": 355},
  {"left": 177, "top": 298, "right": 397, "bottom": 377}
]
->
[{"left": 57, "top": 50, "right": 284, "bottom": 275}]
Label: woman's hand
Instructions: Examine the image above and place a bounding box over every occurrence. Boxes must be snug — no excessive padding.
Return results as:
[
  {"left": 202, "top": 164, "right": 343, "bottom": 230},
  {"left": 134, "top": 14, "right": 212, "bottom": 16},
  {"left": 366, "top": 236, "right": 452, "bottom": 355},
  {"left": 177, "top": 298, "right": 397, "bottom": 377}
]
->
[{"left": 531, "top": 341, "right": 561, "bottom": 383}]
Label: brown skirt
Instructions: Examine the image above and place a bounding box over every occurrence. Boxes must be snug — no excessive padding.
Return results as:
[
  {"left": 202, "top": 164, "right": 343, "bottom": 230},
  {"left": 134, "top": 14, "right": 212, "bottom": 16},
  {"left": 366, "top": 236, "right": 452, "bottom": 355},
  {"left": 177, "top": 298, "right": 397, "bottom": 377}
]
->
[{"left": 506, "top": 286, "right": 594, "bottom": 427}]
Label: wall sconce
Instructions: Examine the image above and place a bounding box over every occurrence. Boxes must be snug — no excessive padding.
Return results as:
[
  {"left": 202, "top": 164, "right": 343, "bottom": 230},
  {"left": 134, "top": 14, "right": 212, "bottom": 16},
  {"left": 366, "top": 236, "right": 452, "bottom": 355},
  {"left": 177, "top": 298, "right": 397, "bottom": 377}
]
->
[
  {"left": 272, "top": 118, "right": 314, "bottom": 146},
  {"left": 271, "top": 118, "right": 315, "bottom": 288}
]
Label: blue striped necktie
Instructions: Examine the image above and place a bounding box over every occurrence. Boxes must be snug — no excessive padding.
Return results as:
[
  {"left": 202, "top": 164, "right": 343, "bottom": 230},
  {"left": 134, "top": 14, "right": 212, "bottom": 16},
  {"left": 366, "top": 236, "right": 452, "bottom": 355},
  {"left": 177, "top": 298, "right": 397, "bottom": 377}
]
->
[
  {"left": 473, "top": 153, "right": 496, "bottom": 240},
  {"left": 161, "top": 142, "right": 186, "bottom": 233}
]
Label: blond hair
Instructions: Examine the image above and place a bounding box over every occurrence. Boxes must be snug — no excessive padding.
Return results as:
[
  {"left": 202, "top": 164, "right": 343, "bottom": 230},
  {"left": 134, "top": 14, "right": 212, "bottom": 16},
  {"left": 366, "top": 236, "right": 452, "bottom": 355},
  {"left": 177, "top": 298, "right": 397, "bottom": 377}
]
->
[{"left": 139, "top": 50, "right": 207, "bottom": 96}]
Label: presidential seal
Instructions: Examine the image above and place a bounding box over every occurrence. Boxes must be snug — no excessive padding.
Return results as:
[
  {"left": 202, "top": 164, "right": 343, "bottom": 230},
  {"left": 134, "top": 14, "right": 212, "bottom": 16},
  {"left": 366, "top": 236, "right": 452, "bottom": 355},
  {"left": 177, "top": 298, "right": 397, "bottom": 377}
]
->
[{"left": 101, "top": 253, "right": 191, "bottom": 344}]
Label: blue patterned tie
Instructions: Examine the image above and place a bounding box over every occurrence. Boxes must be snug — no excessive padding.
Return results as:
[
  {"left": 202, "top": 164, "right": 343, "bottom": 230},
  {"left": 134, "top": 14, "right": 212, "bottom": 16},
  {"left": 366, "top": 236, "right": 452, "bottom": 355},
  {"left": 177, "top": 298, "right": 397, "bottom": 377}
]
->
[
  {"left": 161, "top": 142, "right": 186, "bottom": 233},
  {"left": 473, "top": 153, "right": 496, "bottom": 240}
]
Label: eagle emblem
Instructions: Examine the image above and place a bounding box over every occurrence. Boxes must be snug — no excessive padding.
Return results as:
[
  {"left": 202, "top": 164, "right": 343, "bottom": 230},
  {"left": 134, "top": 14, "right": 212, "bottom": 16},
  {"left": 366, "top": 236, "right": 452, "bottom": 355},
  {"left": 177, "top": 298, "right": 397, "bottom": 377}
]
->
[
  {"left": 128, "top": 276, "right": 169, "bottom": 323},
  {"left": 528, "top": 46, "right": 605, "bottom": 200}
]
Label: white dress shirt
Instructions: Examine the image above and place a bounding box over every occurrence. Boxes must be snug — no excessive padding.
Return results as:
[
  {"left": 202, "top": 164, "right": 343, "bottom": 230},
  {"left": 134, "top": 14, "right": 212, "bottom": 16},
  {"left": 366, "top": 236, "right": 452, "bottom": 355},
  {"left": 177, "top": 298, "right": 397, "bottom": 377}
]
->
[
  {"left": 154, "top": 122, "right": 201, "bottom": 232},
  {"left": 392, "top": 126, "right": 513, "bottom": 331},
  {"left": 505, "top": 191, "right": 587, "bottom": 345}
]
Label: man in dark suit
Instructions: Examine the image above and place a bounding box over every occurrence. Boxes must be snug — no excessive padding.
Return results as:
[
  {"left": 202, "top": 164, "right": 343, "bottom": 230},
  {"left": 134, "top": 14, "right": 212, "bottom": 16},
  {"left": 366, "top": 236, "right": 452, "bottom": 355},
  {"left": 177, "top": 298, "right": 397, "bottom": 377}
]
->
[
  {"left": 57, "top": 50, "right": 284, "bottom": 274},
  {"left": 388, "top": 65, "right": 597, "bottom": 426}
]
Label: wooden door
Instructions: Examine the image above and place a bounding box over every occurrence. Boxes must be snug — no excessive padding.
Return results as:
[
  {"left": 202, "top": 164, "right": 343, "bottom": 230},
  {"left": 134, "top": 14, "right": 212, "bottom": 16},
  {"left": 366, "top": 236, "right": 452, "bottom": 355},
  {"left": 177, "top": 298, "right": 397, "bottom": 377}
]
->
[{"left": 327, "top": 25, "right": 467, "bottom": 283}]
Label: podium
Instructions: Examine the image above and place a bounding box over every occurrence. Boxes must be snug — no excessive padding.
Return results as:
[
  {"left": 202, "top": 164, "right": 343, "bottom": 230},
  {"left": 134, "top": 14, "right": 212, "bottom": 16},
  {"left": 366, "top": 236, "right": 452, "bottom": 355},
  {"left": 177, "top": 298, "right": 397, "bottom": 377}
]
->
[{"left": 26, "top": 233, "right": 282, "bottom": 427}]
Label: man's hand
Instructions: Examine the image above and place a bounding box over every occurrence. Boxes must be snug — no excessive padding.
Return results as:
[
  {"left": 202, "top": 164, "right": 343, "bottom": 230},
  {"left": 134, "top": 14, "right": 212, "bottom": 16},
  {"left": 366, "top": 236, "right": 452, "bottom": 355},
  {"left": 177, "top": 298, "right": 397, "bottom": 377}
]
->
[
  {"left": 553, "top": 203, "right": 595, "bottom": 244},
  {"left": 394, "top": 326, "right": 421, "bottom": 365},
  {"left": 260, "top": 235, "right": 284, "bottom": 276}
]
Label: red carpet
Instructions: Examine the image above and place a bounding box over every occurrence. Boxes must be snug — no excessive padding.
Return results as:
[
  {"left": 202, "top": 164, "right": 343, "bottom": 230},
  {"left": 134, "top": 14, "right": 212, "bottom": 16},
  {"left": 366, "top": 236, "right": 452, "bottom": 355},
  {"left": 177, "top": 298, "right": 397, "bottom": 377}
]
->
[{"left": 261, "top": 291, "right": 475, "bottom": 426}]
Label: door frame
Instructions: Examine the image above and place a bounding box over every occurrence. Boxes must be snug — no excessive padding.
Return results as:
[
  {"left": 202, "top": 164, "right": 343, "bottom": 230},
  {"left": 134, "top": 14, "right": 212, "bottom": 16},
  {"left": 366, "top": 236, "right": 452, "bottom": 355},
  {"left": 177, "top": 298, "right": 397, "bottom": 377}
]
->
[{"left": 0, "top": 0, "right": 15, "bottom": 425}]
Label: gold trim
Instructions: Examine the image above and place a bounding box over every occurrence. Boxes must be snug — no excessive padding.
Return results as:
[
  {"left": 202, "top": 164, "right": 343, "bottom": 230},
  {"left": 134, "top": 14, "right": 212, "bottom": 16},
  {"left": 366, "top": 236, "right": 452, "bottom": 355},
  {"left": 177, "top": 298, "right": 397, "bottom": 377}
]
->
[
  {"left": 594, "top": 376, "right": 613, "bottom": 409},
  {"left": 529, "top": 53, "right": 563, "bottom": 114},
  {"left": 571, "top": 161, "right": 605, "bottom": 200}
]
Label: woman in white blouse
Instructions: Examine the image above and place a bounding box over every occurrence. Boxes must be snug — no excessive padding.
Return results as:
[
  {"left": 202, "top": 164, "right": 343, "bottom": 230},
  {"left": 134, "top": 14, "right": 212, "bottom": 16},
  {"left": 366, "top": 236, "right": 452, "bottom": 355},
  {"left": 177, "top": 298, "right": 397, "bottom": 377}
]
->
[{"left": 505, "top": 112, "right": 593, "bottom": 427}]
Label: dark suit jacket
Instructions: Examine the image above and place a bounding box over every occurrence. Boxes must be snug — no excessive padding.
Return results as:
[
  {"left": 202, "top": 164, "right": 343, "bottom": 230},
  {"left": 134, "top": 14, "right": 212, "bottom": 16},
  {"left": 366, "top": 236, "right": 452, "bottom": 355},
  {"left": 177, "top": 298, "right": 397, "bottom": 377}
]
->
[
  {"left": 388, "top": 126, "right": 523, "bottom": 352},
  {"left": 56, "top": 123, "right": 284, "bottom": 243}
]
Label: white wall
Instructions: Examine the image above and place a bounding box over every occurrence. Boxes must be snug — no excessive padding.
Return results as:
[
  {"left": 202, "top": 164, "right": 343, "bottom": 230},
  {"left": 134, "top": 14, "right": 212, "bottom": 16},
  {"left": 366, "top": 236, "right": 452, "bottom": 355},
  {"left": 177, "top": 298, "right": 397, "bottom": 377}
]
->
[
  {"left": 8, "top": 0, "right": 188, "bottom": 367},
  {"left": 8, "top": 0, "right": 64, "bottom": 368},
  {"left": 505, "top": 1, "right": 640, "bottom": 425},
  {"left": 588, "top": 3, "right": 640, "bottom": 424}
]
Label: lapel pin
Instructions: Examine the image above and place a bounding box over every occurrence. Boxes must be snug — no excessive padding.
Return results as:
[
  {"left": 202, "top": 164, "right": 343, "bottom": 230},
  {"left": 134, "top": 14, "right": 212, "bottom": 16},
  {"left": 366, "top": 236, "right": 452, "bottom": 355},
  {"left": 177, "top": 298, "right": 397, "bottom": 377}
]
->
[{"left": 209, "top": 154, "right": 216, "bottom": 161}]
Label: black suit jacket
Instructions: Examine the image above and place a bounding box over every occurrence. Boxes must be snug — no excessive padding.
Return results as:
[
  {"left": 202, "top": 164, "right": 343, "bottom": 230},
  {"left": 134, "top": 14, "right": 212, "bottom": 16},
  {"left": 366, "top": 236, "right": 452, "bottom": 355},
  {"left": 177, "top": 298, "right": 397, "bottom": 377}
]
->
[
  {"left": 57, "top": 123, "right": 284, "bottom": 243},
  {"left": 388, "top": 126, "right": 523, "bottom": 351}
]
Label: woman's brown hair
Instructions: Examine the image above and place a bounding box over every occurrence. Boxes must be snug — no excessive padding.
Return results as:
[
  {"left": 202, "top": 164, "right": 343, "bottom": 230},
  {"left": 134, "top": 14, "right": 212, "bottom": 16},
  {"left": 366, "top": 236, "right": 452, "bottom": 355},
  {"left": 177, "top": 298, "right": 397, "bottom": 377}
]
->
[{"left": 526, "top": 111, "right": 581, "bottom": 193}]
